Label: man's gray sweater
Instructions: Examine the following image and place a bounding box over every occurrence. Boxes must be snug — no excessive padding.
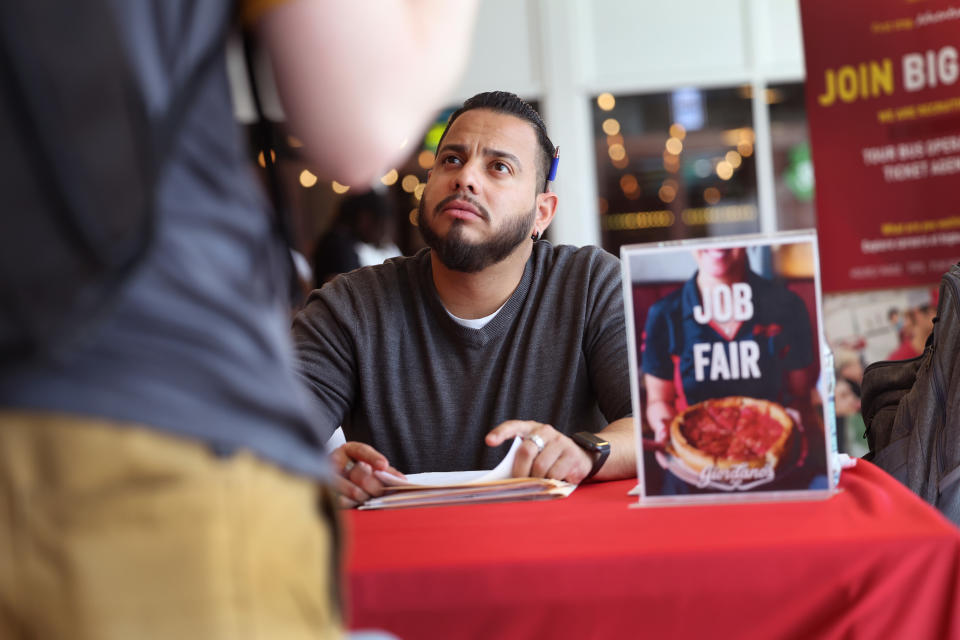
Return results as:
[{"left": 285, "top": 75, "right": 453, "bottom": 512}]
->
[{"left": 293, "top": 241, "right": 631, "bottom": 473}]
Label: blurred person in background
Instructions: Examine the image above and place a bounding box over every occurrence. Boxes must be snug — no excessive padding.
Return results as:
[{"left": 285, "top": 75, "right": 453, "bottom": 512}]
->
[
  {"left": 313, "top": 190, "right": 401, "bottom": 286},
  {"left": 911, "top": 301, "right": 937, "bottom": 353},
  {"left": 888, "top": 307, "right": 904, "bottom": 342},
  {"left": 887, "top": 296, "right": 937, "bottom": 361},
  {"left": 0, "top": 1, "right": 477, "bottom": 638},
  {"left": 833, "top": 346, "right": 864, "bottom": 389},
  {"left": 835, "top": 375, "right": 867, "bottom": 457}
]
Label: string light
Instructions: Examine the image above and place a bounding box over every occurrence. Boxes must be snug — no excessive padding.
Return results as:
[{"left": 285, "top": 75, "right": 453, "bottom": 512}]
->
[
  {"left": 380, "top": 169, "right": 399, "bottom": 186},
  {"left": 602, "top": 118, "right": 621, "bottom": 136},
  {"left": 716, "top": 161, "right": 734, "bottom": 180},
  {"left": 417, "top": 150, "right": 435, "bottom": 170}
]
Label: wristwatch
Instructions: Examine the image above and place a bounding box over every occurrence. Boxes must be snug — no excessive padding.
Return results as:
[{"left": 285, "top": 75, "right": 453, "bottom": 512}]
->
[{"left": 571, "top": 431, "right": 611, "bottom": 480}]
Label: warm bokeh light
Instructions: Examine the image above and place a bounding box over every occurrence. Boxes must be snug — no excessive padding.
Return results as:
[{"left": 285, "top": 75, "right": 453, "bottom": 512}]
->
[
  {"left": 602, "top": 118, "right": 621, "bottom": 136},
  {"left": 598, "top": 197, "right": 609, "bottom": 214},
  {"left": 682, "top": 204, "right": 757, "bottom": 226},
  {"left": 716, "top": 161, "right": 734, "bottom": 180},
  {"left": 401, "top": 174, "right": 419, "bottom": 193},
  {"left": 663, "top": 151, "right": 680, "bottom": 173},
  {"left": 704, "top": 187, "right": 721, "bottom": 205},
  {"left": 723, "top": 127, "right": 755, "bottom": 146},
  {"left": 612, "top": 156, "right": 630, "bottom": 169},
  {"left": 257, "top": 150, "right": 276, "bottom": 168},
  {"left": 417, "top": 150, "right": 436, "bottom": 170},
  {"left": 413, "top": 183, "right": 425, "bottom": 200},
  {"left": 765, "top": 88, "right": 784, "bottom": 104},
  {"left": 603, "top": 210, "right": 675, "bottom": 231},
  {"left": 738, "top": 141, "right": 754, "bottom": 157},
  {"left": 608, "top": 144, "right": 626, "bottom": 161},
  {"left": 665, "top": 137, "right": 683, "bottom": 155},
  {"left": 606, "top": 134, "right": 624, "bottom": 147},
  {"left": 408, "top": 208, "right": 419, "bottom": 227},
  {"left": 299, "top": 169, "right": 317, "bottom": 188},
  {"left": 331, "top": 180, "right": 350, "bottom": 194},
  {"left": 658, "top": 184, "right": 677, "bottom": 203},
  {"left": 287, "top": 136, "right": 303, "bottom": 148},
  {"left": 619, "top": 174, "right": 639, "bottom": 195},
  {"left": 380, "top": 169, "right": 399, "bottom": 186},
  {"left": 669, "top": 123, "right": 686, "bottom": 140},
  {"left": 725, "top": 150, "right": 742, "bottom": 168},
  {"left": 597, "top": 93, "right": 616, "bottom": 111}
]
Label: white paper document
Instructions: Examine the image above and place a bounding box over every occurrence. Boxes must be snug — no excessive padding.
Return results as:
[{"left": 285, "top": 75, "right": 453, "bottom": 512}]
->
[
  {"left": 374, "top": 436, "right": 522, "bottom": 487},
  {"left": 360, "top": 437, "right": 576, "bottom": 510}
]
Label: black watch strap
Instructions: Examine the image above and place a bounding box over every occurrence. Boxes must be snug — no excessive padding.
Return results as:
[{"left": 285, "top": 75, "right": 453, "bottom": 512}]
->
[{"left": 571, "top": 431, "right": 611, "bottom": 481}]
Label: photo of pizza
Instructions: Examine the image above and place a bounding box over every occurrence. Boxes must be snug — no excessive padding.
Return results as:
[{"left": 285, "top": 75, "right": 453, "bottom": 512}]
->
[{"left": 668, "top": 396, "right": 794, "bottom": 474}]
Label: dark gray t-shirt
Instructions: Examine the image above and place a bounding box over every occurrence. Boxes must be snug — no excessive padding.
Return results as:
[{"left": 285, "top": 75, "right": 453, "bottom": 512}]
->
[
  {"left": 0, "top": 1, "right": 329, "bottom": 478},
  {"left": 293, "top": 242, "right": 632, "bottom": 474}
]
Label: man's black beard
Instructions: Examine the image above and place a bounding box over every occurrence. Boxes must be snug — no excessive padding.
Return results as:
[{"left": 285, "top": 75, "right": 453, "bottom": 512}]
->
[{"left": 418, "top": 197, "right": 536, "bottom": 273}]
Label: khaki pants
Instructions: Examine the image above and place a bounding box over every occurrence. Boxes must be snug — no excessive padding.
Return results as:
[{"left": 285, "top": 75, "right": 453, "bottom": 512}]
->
[{"left": 0, "top": 411, "right": 342, "bottom": 640}]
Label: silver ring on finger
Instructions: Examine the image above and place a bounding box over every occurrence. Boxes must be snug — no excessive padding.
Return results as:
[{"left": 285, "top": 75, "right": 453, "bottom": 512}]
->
[
  {"left": 343, "top": 460, "right": 356, "bottom": 474},
  {"left": 522, "top": 433, "right": 546, "bottom": 454}
]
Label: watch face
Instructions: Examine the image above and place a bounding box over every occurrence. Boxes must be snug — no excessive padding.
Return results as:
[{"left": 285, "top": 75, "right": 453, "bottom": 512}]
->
[{"left": 574, "top": 431, "right": 610, "bottom": 452}]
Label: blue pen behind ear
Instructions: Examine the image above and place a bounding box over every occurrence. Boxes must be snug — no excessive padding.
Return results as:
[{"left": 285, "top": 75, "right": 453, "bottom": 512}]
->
[{"left": 548, "top": 147, "right": 559, "bottom": 182}]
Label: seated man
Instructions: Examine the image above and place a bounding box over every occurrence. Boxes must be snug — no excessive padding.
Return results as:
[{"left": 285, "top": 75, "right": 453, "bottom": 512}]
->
[{"left": 294, "top": 91, "right": 635, "bottom": 507}]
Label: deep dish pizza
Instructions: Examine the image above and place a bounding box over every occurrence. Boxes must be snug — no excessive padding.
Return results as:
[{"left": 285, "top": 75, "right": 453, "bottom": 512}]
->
[{"left": 668, "top": 397, "right": 793, "bottom": 472}]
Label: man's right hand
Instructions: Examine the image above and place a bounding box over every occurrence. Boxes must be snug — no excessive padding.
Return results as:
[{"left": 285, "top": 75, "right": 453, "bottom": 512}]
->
[{"left": 330, "top": 442, "right": 405, "bottom": 509}]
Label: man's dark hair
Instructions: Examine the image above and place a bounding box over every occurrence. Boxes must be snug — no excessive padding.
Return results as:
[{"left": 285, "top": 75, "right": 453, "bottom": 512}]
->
[{"left": 437, "top": 91, "right": 555, "bottom": 193}]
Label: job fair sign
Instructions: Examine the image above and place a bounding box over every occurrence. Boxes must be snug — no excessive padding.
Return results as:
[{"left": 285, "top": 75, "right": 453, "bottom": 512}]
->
[{"left": 799, "top": 0, "right": 960, "bottom": 292}]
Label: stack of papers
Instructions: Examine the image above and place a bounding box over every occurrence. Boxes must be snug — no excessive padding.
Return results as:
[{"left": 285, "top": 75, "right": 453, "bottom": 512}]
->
[{"left": 359, "top": 437, "right": 577, "bottom": 510}]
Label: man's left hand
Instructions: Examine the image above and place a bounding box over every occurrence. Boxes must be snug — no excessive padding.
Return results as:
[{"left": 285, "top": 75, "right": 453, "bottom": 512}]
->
[{"left": 485, "top": 420, "right": 593, "bottom": 484}]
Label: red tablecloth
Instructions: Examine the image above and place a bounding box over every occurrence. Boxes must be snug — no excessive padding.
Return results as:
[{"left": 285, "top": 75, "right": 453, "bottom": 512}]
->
[{"left": 344, "top": 460, "right": 960, "bottom": 640}]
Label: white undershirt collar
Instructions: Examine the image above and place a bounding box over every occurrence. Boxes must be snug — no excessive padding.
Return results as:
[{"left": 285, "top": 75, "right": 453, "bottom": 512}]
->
[{"left": 444, "top": 301, "right": 507, "bottom": 330}]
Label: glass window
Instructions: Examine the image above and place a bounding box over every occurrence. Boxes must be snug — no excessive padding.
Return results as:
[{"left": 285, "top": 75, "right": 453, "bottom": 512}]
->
[
  {"left": 768, "top": 83, "right": 816, "bottom": 231},
  {"left": 591, "top": 87, "right": 758, "bottom": 255}
]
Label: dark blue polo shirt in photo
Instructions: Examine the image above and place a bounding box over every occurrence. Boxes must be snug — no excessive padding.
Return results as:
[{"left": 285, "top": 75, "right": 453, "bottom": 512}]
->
[{"left": 642, "top": 270, "right": 813, "bottom": 408}]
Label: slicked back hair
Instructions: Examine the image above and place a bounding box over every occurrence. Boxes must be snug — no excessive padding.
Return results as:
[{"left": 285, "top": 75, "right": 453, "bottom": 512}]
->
[{"left": 436, "top": 91, "right": 555, "bottom": 193}]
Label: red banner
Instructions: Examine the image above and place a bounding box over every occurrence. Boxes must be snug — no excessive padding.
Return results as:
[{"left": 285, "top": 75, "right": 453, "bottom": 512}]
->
[{"left": 799, "top": 0, "right": 960, "bottom": 292}]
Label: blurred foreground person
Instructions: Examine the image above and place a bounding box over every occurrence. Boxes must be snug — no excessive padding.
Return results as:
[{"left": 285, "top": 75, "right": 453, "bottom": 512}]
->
[{"left": 0, "top": 1, "right": 476, "bottom": 638}]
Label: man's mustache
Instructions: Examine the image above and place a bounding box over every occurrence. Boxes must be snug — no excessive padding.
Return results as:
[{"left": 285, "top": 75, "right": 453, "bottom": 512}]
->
[{"left": 434, "top": 193, "right": 490, "bottom": 222}]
